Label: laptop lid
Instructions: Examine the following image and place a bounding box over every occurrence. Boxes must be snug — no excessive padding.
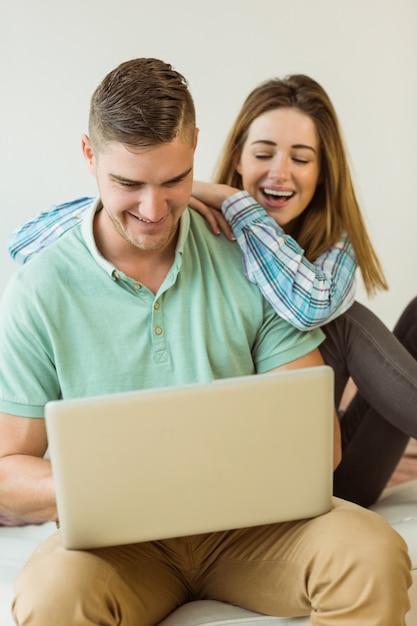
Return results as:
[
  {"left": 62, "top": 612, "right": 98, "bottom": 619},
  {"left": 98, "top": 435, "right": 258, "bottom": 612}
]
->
[{"left": 45, "top": 366, "right": 334, "bottom": 550}]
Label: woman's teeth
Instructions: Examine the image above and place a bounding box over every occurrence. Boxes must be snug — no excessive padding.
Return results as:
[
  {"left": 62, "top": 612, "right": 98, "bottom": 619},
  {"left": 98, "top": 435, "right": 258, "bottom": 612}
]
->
[{"left": 263, "top": 188, "right": 293, "bottom": 198}]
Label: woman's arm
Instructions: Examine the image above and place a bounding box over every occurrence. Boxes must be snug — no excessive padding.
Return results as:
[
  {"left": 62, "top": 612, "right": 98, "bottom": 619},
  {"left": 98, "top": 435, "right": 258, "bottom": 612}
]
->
[
  {"left": 10, "top": 187, "right": 357, "bottom": 332},
  {"left": 191, "top": 183, "right": 357, "bottom": 331},
  {"left": 8, "top": 196, "right": 95, "bottom": 264}
]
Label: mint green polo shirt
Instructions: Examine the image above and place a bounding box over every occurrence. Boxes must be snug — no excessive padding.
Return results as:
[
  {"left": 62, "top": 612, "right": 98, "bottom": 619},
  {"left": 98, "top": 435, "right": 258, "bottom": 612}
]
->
[{"left": 0, "top": 200, "right": 324, "bottom": 418}]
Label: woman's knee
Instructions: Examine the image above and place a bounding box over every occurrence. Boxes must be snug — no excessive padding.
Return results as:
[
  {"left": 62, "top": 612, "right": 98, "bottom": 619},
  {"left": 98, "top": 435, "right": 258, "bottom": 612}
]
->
[{"left": 394, "top": 296, "right": 417, "bottom": 358}]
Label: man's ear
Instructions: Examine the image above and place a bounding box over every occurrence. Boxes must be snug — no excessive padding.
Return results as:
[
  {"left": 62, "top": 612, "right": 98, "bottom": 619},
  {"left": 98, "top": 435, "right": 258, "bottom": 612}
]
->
[
  {"left": 81, "top": 135, "right": 96, "bottom": 175},
  {"left": 193, "top": 128, "right": 199, "bottom": 152}
]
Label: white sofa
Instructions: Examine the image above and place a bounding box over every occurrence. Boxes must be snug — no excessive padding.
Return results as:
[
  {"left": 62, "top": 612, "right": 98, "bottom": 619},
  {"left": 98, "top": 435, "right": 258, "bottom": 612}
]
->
[{"left": 1, "top": 480, "right": 416, "bottom": 626}]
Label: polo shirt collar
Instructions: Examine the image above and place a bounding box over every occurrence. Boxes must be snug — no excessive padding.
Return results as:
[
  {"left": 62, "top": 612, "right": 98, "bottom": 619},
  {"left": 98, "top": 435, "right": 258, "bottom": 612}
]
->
[{"left": 81, "top": 198, "right": 190, "bottom": 279}]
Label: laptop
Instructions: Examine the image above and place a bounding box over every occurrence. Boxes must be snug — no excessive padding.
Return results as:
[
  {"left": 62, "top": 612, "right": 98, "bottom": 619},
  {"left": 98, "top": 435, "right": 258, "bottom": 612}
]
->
[{"left": 45, "top": 366, "right": 334, "bottom": 550}]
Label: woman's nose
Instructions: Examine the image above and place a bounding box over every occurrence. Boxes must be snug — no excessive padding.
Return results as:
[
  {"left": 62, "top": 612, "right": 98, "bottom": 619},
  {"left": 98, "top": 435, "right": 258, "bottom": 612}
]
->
[{"left": 269, "top": 157, "right": 290, "bottom": 182}]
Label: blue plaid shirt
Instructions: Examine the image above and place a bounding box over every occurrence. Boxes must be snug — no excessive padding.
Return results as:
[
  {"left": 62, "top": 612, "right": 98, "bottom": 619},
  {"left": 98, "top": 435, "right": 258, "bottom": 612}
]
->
[
  {"left": 8, "top": 197, "right": 95, "bottom": 265},
  {"left": 8, "top": 191, "right": 356, "bottom": 330},
  {"left": 222, "top": 191, "right": 356, "bottom": 330}
]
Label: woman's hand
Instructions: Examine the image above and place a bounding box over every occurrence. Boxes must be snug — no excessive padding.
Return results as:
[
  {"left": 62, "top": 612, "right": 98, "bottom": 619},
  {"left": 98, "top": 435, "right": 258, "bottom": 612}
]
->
[{"left": 189, "top": 181, "right": 239, "bottom": 241}]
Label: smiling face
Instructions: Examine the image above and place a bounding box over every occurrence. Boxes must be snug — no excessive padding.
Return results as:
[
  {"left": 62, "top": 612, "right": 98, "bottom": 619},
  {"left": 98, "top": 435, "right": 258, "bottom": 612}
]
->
[
  {"left": 236, "top": 107, "right": 320, "bottom": 231},
  {"left": 83, "top": 131, "right": 197, "bottom": 258}
]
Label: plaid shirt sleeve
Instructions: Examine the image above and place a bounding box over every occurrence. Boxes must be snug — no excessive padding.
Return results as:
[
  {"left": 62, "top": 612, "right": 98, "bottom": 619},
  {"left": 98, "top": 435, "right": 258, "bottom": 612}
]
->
[
  {"left": 8, "top": 197, "right": 95, "bottom": 264},
  {"left": 222, "top": 191, "right": 357, "bottom": 331}
]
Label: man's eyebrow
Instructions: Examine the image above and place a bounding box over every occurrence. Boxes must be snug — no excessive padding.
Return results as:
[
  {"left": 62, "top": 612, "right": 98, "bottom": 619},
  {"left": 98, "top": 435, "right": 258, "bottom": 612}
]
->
[
  {"left": 163, "top": 166, "right": 193, "bottom": 184},
  {"left": 251, "top": 140, "right": 317, "bottom": 153},
  {"left": 110, "top": 166, "right": 193, "bottom": 186}
]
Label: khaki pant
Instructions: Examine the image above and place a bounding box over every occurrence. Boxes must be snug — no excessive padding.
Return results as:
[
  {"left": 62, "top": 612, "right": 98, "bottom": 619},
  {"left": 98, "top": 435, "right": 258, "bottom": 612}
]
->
[{"left": 13, "top": 498, "right": 411, "bottom": 626}]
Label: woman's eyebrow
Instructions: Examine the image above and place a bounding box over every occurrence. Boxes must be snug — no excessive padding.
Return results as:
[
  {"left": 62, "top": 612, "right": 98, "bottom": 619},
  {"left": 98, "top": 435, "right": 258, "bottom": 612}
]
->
[{"left": 251, "top": 139, "right": 317, "bottom": 153}]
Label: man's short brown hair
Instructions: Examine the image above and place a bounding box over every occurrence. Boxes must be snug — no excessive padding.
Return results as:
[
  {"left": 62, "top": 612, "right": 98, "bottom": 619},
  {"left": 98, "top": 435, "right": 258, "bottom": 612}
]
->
[{"left": 89, "top": 58, "right": 196, "bottom": 151}]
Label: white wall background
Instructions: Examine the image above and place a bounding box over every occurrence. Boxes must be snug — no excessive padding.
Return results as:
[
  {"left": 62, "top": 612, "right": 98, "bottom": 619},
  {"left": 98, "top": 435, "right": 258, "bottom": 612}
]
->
[{"left": 1, "top": 0, "right": 416, "bottom": 328}]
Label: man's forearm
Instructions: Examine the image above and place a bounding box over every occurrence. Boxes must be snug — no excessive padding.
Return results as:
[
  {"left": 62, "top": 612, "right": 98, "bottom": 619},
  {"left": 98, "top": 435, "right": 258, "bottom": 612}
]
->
[{"left": 0, "top": 455, "right": 57, "bottom": 522}]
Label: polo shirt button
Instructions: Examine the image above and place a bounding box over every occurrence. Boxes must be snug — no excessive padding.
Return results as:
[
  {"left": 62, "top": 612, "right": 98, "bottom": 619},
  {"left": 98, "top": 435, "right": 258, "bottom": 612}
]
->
[
  {"left": 154, "top": 301, "right": 160, "bottom": 310},
  {"left": 133, "top": 283, "right": 141, "bottom": 290},
  {"left": 154, "top": 326, "right": 163, "bottom": 335}
]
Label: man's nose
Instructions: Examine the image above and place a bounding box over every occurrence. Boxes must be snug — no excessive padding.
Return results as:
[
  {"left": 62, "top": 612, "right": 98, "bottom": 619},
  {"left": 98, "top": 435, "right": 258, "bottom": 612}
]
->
[{"left": 138, "top": 188, "right": 169, "bottom": 222}]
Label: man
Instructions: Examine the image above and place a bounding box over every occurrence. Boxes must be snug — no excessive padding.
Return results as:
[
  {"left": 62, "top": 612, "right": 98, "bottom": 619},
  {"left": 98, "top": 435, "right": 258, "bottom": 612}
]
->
[{"left": 0, "top": 58, "right": 411, "bottom": 625}]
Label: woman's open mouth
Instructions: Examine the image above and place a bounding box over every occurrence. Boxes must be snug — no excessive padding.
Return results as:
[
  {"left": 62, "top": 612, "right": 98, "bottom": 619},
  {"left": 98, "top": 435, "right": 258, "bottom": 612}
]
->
[{"left": 261, "top": 187, "right": 294, "bottom": 207}]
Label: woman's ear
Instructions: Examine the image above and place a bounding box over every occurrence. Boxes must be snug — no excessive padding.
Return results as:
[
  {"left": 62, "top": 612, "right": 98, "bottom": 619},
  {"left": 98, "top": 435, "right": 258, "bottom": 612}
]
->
[
  {"left": 81, "top": 135, "right": 97, "bottom": 175},
  {"left": 234, "top": 152, "right": 242, "bottom": 176}
]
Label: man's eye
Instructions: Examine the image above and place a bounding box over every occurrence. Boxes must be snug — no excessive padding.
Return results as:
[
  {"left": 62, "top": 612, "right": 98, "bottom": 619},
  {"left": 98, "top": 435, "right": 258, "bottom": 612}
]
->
[
  {"left": 119, "top": 181, "right": 138, "bottom": 188},
  {"left": 164, "top": 177, "right": 186, "bottom": 187}
]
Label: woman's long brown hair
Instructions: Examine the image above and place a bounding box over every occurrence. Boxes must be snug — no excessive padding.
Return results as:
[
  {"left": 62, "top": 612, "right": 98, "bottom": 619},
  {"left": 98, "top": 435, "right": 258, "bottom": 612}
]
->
[{"left": 214, "top": 74, "right": 388, "bottom": 295}]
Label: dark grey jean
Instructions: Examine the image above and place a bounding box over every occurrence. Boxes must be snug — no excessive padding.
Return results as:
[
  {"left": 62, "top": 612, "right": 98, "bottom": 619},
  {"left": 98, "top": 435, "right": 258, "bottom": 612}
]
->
[{"left": 319, "top": 297, "right": 417, "bottom": 507}]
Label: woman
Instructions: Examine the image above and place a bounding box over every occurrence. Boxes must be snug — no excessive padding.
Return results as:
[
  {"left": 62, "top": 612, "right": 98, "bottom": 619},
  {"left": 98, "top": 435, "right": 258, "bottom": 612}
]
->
[
  {"left": 188, "top": 74, "right": 417, "bottom": 507},
  {"left": 8, "top": 75, "right": 417, "bottom": 507}
]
